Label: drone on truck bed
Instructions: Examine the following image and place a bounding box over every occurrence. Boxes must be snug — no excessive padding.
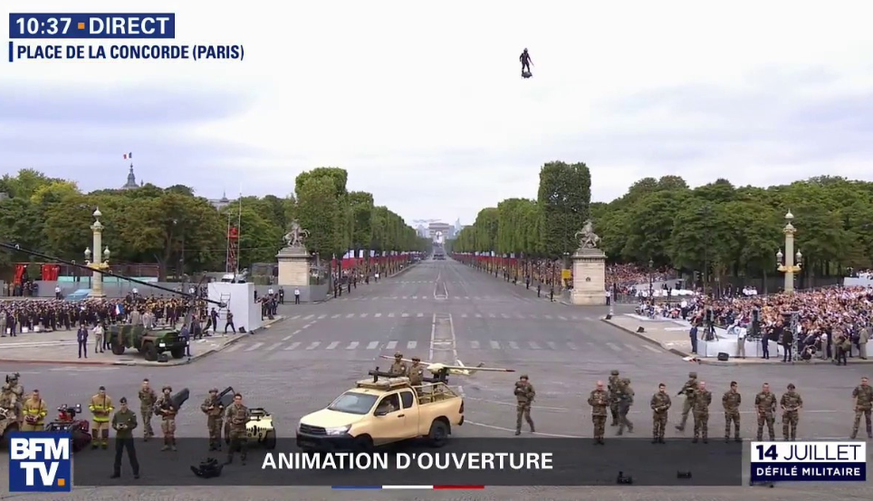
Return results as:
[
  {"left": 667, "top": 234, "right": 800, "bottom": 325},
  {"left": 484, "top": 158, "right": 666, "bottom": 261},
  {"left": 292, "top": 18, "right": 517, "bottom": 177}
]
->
[{"left": 377, "top": 356, "right": 514, "bottom": 383}]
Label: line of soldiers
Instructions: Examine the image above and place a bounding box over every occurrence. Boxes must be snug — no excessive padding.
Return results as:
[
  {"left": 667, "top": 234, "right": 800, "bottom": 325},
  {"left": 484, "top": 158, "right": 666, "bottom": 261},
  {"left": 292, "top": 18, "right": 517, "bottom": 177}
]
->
[
  {"left": 388, "top": 352, "right": 425, "bottom": 384},
  {"left": 586, "top": 371, "right": 873, "bottom": 442}
]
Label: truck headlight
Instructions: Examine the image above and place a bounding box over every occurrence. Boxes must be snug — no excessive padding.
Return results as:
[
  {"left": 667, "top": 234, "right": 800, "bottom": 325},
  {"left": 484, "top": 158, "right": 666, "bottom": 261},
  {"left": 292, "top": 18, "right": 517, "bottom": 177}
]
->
[
  {"left": 158, "top": 342, "right": 166, "bottom": 348},
  {"left": 325, "top": 426, "right": 350, "bottom": 436}
]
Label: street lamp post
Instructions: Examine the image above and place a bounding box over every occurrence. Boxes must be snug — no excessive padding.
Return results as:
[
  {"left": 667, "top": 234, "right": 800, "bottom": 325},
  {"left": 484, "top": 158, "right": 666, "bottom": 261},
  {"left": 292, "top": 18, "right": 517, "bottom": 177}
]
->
[
  {"left": 699, "top": 204, "right": 712, "bottom": 296},
  {"left": 85, "top": 208, "right": 111, "bottom": 298},
  {"left": 648, "top": 258, "right": 654, "bottom": 299},
  {"left": 776, "top": 210, "right": 802, "bottom": 293}
]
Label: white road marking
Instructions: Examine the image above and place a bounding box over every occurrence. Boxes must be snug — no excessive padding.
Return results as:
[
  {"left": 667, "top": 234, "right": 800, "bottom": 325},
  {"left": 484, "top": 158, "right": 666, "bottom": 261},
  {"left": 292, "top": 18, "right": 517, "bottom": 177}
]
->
[
  {"left": 388, "top": 313, "right": 395, "bottom": 318},
  {"left": 470, "top": 341, "right": 480, "bottom": 349},
  {"left": 374, "top": 313, "right": 382, "bottom": 318},
  {"left": 346, "top": 314, "right": 355, "bottom": 318},
  {"left": 465, "top": 420, "right": 582, "bottom": 438},
  {"left": 223, "top": 344, "right": 243, "bottom": 352},
  {"left": 402, "top": 296, "right": 408, "bottom": 299},
  {"left": 546, "top": 342, "right": 558, "bottom": 350},
  {"left": 305, "top": 342, "right": 320, "bottom": 350},
  {"left": 529, "top": 341, "right": 541, "bottom": 349},
  {"left": 360, "top": 313, "right": 368, "bottom": 318},
  {"left": 284, "top": 342, "right": 300, "bottom": 351},
  {"left": 317, "top": 314, "right": 327, "bottom": 319},
  {"left": 544, "top": 315, "right": 553, "bottom": 320},
  {"left": 488, "top": 313, "right": 496, "bottom": 318},
  {"left": 412, "top": 296, "right": 418, "bottom": 299},
  {"left": 386, "top": 340, "right": 398, "bottom": 349},
  {"left": 490, "top": 341, "right": 500, "bottom": 349},
  {"left": 501, "top": 313, "right": 510, "bottom": 319},
  {"left": 643, "top": 345, "right": 662, "bottom": 353},
  {"left": 331, "top": 314, "right": 340, "bottom": 319},
  {"left": 567, "top": 342, "right": 578, "bottom": 350},
  {"left": 416, "top": 313, "right": 424, "bottom": 317},
  {"left": 558, "top": 316, "right": 567, "bottom": 321},
  {"left": 624, "top": 344, "right": 640, "bottom": 352},
  {"left": 290, "top": 315, "right": 301, "bottom": 320},
  {"left": 407, "top": 341, "right": 417, "bottom": 349},
  {"left": 475, "top": 314, "right": 483, "bottom": 318},
  {"left": 347, "top": 342, "right": 359, "bottom": 350},
  {"left": 245, "top": 342, "right": 264, "bottom": 352},
  {"left": 326, "top": 342, "right": 339, "bottom": 350},
  {"left": 265, "top": 343, "right": 283, "bottom": 351},
  {"left": 303, "top": 314, "right": 314, "bottom": 320},
  {"left": 366, "top": 341, "right": 379, "bottom": 349},
  {"left": 606, "top": 342, "right": 621, "bottom": 352},
  {"left": 428, "top": 314, "right": 436, "bottom": 361},
  {"left": 402, "top": 313, "right": 409, "bottom": 317}
]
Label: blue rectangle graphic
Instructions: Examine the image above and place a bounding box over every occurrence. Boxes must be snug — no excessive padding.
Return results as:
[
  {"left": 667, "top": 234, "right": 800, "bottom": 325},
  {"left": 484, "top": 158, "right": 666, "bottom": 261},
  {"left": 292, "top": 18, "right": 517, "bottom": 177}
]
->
[
  {"left": 751, "top": 462, "right": 867, "bottom": 482},
  {"left": 8, "top": 432, "right": 73, "bottom": 493},
  {"left": 9, "top": 13, "right": 175, "bottom": 39}
]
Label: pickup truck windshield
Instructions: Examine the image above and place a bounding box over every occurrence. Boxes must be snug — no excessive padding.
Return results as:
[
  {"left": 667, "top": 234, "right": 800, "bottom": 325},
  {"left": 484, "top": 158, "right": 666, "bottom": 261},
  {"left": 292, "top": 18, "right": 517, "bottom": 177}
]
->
[{"left": 328, "top": 392, "right": 378, "bottom": 415}]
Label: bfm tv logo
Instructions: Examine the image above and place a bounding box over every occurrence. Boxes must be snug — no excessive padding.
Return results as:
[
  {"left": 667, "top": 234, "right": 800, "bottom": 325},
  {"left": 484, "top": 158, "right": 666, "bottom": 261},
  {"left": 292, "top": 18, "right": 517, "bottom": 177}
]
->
[{"left": 8, "top": 432, "right": 72, "bottom": 492}]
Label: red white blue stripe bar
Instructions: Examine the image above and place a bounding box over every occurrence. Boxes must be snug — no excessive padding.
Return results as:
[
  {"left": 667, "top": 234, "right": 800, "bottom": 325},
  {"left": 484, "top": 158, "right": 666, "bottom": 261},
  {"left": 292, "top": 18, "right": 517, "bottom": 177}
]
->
[{"left": 332, "top": 485, "right": 484, "bottom": 490}]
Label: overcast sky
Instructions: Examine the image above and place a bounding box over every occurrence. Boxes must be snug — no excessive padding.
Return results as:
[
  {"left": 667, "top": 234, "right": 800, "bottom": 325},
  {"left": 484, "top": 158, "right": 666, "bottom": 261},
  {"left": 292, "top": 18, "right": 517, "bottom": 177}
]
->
[{"left": 3, "top": 1, "right": 873, "bottom": 226}]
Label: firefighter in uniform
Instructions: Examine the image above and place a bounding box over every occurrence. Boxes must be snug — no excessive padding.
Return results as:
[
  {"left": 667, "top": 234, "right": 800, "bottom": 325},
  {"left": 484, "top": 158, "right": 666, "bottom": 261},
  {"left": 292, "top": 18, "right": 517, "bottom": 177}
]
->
[
  {"left": 21, "top": 389, "right": 47, "bottom": 431},
  {"left": 89, "top": 386, "right": 114, "bottom": 449}
]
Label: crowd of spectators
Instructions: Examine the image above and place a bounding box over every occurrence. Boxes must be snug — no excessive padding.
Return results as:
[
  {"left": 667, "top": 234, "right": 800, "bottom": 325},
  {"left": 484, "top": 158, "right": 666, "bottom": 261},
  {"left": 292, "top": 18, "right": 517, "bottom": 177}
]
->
[{"left": 607, "top": 263, "right": 678, "bottom": 295}]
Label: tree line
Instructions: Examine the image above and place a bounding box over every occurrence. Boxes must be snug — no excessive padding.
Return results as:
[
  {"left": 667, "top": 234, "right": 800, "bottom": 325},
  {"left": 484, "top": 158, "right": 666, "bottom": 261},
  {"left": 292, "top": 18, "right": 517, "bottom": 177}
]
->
[
  {"left": 451, "top": 165, "right": 873, "bottom": 284},
  {"left": 0, "top": 168, "right": 425, "bottom": 279}
]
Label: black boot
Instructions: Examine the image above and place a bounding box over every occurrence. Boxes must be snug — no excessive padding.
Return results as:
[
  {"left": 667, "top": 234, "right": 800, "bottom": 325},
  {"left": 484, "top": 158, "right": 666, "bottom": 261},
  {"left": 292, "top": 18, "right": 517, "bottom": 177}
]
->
[
  {"left": 658, "top": 437, "right": 665, "bottom": 444},
  {"left": 514, "top": 430, "right": 520, "bottom": 436},
  {"left": 110, "top": 472, "right": 120, "bottom": 478},
  {"left": 692, "top": 437, "right": 698, "bottom": 443}
]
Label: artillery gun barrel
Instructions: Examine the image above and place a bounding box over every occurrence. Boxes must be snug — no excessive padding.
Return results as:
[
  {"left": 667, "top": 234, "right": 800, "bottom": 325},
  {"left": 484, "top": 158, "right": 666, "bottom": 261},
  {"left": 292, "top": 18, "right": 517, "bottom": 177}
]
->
[{"left": 0, "top": 242, "right": 225, "bottom": 307}]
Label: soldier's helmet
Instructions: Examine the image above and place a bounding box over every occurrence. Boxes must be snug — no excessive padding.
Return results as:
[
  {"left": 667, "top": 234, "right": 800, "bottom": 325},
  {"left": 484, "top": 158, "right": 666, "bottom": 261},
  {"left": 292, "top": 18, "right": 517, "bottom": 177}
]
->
[
  {"left": 162, "top": 385, "right": 172, "bottom": 392},
  {"left": 519, "top": 374, "right": 529, "bottom": 380},
  {"left": 787, "top": 383, "right": 795, "bottom": 390},
  {"left": 689, "top": 372, "right": 697, "bottom": 378},
  {"left": 119, "top": 397, "right": 127, "bottom": 404},
  {"left": 209, "top": 388, "right": 218, "bottom": 393},
  {"left": 622, "top": 378, "right": 630, "bottom": 384},
  {"left": 394, "top": 352, "right": 403, "bottom": 358},
  {"left": 610, "top": 369, "right": 619, "bottom": 376},
  {"left": 412, "top": 356, "right": 420, "bottom": 362}
]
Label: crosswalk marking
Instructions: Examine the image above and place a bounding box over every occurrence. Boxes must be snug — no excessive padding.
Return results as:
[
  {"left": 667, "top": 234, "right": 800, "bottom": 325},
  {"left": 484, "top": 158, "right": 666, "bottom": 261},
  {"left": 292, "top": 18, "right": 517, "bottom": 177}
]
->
[
  {"left": 475, "top": 314, "right": 483, "bottom": 318},
  {"left": 624, "top": 344, "right": 639, "bottom": 352},
  {"left": 643, "top": 345, "right": 661, "bottom": 353},
  {"left": 546, "top": 342, "right": 557, "bottom": 350},
  {"left": 529, "top": 341, "right": 541, "bottom": 349},
  {"left": 331, "top": 314, "right": 341, "bottom": 319},
  {"left": 471, "top": 341, "right": 480, "bottom": 349},
  {"left": 347, "top": 342, "right": 359, "bottom": 350},
  {"left": 544, "top": 315, "right": 553, "bottom": 320},
  {"left": 303, "top": 314, "right": 314, "bottom": 320},
  {"left": 346, "top": 314, "right": 355, "bottom": 318},
  {"left": 290, "top": 315, "right": 301, "bottom": 320},
  {"left": 388, "top": 313, "right": 395, "bottom": 318},
  {"left": 360, "top": 313, "right": 368, "bottom": 318},
  {"left": 326, "top": 342, "right": 340, "bottom": 350},
  {"left": 508, "top": 341, "right": 519, "bottom": 349},
  {"left": 412, "top": 296, "right": 418, "bottom": 299},
  {"left": 416, "top": 313, "right": 424, "bottom": 317},
  {"left": 265, "top": 343, "right": 283, "bottom": 351},
  {"left": 284, "top": 342, "right": 300, "bottom": 351},
  {"left": 386, "top": 341, "right": 397, "bottom": 349},
  {"left": 490, "top": 341, "right": 500, "bottom": 349},
  {"left": 407, "top": 341, "right": 417, "bottom": 349},
  {"left": 558, "top": 316, "right": 567, "bottom": 321},
  {"left": 461, "top": 313, "right": 468, "bottom": 318},
  {"left": 515, "top": 314, "right": 525, "bottom": 319},
  {"left": 402, "top": 313, "right": 409, "bottom": 317},
  {"left": 402, "top": 296, "right": 408, "bottom": 299},
  {"left": 224, "top": 344, "right": 243, "bottom": 352},
  {"left": 366, "top": 341, "right": 379, "bottom": 349},
  {"left": 501, "top": 314, "right": 510, "bottom": 319},
  {"left": 245, "top": 342, "right": 264, "bottom": 352},
  {"left": 306, "top": 342, "right": 320, "bottom": 350},
  {"left": 282, "top": 335, "right": 294, "bottom": 341},
  {"left": 488, "top": 313, "right": 496, "bottom": 318},
  {"left": 317, "top": 314, "right": 327, "bottom": 319},
  {"left": 567, "top": 342, "right": 578, "bottom": 350},
  {"left": 529, "top": 315, "right": 538, "bottom": 319},
  {"left": 374, "top": 313, "right": 382, "bottom": 317},
  {"left": 606, "top": 342, "right": 621, "bottom": 352}
]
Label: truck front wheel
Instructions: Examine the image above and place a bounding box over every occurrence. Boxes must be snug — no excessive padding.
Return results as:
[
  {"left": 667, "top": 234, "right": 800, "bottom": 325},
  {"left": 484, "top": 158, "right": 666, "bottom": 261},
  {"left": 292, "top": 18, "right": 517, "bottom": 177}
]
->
[{"left": 427, "top": 420, "right": 449, "bottom": 447}]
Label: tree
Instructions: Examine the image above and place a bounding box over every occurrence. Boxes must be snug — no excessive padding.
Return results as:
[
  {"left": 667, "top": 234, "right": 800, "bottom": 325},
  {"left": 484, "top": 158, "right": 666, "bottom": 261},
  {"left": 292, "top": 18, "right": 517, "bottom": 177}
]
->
[
  {"left": 295, "top": 176, "right": 340, "bottom": 259},
  {"left": 348, "top": 191, "right": 374, "bottom": 255},
  {"left": 536, "top": 161, "right": 591, "bottom": 258}
]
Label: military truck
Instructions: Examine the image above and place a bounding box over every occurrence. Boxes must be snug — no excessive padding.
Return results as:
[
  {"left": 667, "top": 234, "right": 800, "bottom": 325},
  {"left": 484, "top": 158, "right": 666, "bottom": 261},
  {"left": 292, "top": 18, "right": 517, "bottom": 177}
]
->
[
  {"left": 295, "top": 371, "right": 465, "bottom": 452},
  {"left": 108, "top": 324, "right": 189, "bottom": 361},
  {"left": 0, "top": 406, "right": 20, "bottom": 448}
]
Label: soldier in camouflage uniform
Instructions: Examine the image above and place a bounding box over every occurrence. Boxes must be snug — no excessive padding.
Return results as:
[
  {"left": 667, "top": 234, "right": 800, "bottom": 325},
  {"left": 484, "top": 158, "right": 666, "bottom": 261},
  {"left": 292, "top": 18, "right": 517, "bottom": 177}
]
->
[
  {"left": 587, "top": 380, "right": 609, "bottom": 444},
  {"left": 754, "top": 382, "right": 777, "bottom": 441},
  {"left": 137, "top": 378, "right": 156, "bottom": 441},
  {"left": 692, "top": 381, "right": 712, "bottom": 443},
  {"left": 607, "top": 369, "right": 621, "bottom": 426},
  {"left": 722, "top": 381, "right": 741, "bottom": 442},
  {"left": 616, "top": 378, "right": 634, "bottom": 435},
  {"left": 675, "top": 371, "right": 698, "bottom": 431},
  {"left": 850, "top": 376, "right": 873, "bottom": 439},
  {"left": 224, "top": 392, "right": 249, "bottom": 465},
  {"left": 201, "top": 388, "right": 224, "bottom": 451},
  {"left": 514, "top": 374, "right": 536, "bottom": 436},
  {"left": 407, "top": 357, "right": 425, "bottom": 386},
  {"left": 650, "top": 383, "right": 671, "bottom": 444},
  {"left": 389, "top": 352, "right": 408, "bottom": 377},
  {"left": 780, "top": 383, "right": 803, "bottom": 441}
]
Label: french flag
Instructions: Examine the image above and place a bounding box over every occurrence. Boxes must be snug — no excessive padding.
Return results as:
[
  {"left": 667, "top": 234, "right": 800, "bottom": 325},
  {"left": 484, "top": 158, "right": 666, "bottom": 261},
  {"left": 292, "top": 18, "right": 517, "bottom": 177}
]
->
[{"left": 123, "top": 152, "right": 133, "bottom": 159}]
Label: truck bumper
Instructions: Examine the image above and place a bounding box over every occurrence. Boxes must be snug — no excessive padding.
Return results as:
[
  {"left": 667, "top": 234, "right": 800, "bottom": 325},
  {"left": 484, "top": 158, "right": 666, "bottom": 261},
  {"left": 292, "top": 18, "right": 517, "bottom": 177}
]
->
[
  {"left": 459, "top": 415, "right": 464, "bottom": 426},
  {"left": 296, "top": 432, "right": 355, "bottom": 451}
]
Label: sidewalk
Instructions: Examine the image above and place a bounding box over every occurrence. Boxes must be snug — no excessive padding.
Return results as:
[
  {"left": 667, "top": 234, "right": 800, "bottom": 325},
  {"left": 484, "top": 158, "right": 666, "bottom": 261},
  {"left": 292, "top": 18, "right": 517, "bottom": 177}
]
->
[
  {"left": 0, "top": 316, "right": 285, "bottom": 366},
  {"left": 318, "top": 262, "right": 420, "bottom": 303},
  {"left": 602, "top": 314, "right": 873, "bottom": 366},
  {"left": 466, "top": 266, "right": 574, "bottom": 306}
]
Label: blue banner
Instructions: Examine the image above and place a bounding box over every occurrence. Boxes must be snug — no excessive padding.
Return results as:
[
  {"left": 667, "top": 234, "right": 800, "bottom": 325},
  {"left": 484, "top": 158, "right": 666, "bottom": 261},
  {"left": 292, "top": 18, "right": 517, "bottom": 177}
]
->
[{"left": 9, "top": 13, "right": 175, "bottom": 39}]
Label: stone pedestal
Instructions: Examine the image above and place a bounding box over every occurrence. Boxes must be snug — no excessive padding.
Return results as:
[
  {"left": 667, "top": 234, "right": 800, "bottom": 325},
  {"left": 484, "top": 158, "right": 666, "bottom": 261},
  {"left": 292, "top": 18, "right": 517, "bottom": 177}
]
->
[
  {"left": 276, "top": 246, "right": 310, "bottom": 286},
  {"left": 571, "top": 248, "right": 607, "bottom": 306}
]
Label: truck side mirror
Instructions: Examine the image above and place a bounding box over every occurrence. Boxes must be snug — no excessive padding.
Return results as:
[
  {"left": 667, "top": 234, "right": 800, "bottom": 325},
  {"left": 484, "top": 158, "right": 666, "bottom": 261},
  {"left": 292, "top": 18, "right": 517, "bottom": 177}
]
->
[{"left": 374, "top": 409, "right": 388, "bottom": 417}]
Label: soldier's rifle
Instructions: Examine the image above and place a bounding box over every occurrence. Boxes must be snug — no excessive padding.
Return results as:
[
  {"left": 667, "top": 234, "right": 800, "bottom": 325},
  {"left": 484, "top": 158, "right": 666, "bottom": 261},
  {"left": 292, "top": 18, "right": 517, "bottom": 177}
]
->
[{"left": 0, "top": 242, "right": 226, "bottom": 308}]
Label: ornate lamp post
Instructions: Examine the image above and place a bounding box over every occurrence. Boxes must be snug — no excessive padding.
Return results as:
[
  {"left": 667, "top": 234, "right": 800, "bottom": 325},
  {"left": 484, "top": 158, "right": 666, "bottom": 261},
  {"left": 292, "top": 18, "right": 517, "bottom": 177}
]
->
[
  {"left": 85, "top": 208, "right": 111, "bottom": 298},
  {"left": 776, "top": 210, "right": 802, "bottom": 293},
  {"left": 648, "top": 258, "right": 654, "bottom": 299}
]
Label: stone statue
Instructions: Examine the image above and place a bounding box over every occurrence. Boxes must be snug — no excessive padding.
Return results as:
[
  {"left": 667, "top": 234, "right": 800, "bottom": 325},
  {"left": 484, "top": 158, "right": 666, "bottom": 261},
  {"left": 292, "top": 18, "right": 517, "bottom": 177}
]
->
[
  {"left": 575, "top": 220, "right": 601, "bottom": 249},
  {"left": 283, "top": 221, "right": 310, "bottom": 248}
]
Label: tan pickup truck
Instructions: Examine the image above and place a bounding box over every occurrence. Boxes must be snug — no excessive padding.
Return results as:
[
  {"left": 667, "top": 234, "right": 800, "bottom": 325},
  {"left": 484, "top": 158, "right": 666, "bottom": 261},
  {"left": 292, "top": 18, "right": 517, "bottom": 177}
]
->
[{"left": 296, "top": 374, "right": 465, "bottom": 451}]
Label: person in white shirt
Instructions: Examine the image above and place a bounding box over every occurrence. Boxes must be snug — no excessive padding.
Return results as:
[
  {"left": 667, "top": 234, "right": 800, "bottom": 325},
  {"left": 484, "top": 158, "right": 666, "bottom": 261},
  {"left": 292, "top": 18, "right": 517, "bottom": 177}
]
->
[
  {"left": 92, "top": 323, "right": 105, "bottom": 353},
  {"left": 294, "top": 288, "right": 300, "bottom": 305},
  {"left": 54, "top": 286, "right": 61, "bottom": 299}
]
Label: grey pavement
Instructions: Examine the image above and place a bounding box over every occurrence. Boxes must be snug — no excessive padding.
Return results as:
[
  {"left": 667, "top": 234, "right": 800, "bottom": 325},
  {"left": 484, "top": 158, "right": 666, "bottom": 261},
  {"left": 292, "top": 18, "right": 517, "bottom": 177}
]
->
[{"left": 0, "top": 258, "right": 870, "bottom": 500}]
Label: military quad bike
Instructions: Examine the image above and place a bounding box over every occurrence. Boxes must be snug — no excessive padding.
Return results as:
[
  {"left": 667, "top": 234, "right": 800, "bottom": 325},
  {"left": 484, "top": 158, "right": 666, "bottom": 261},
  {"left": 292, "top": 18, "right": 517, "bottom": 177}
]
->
[
  {"left": 219, "top": 387, "right": 276, "bottom": 450},
  {"left": 108, "top": 324, "right": 189, "bottom": 361},
  {"left": 44, "top": 404, "right": 92, "bottom": 452},
  {"left": 0, "top": 406, "right": 20, "bottom": 449}
]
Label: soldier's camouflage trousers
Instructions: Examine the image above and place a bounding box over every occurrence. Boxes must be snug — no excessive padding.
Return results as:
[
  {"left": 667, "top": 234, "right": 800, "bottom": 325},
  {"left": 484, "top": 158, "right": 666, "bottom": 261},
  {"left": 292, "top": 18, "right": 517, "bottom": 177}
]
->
[
  {"left": 652, "top": 412, "right": 667, "bottom": 439},
  {"left": 756, "top": 414, "right": 775, "bottom": 441},
  {"left": 724, "top": 410, "right": 740, "bottom": 439},
  {"left": 851, "top": 408, "right": 872, "bottom": 439},
  {"left": 161, "top": 418, "right": 177, "bottom": 448},
  {"left": 140, "top": 409, "right": 154, "bottom": 439},
  {"left": 693, "top": 412, "right": 708, "bottom": 439},
  {"left": 677, "top": 398, "right": 693, "bottom": 430},
  {"left": 609, "top": 401, "right": 619, "bottom": 425},
  {"left": 592, "top": 415, "right": 606, "bottom": 439},
  {"left": 782, "top": 410, "right": 799, "bottom": 440},
  {"left": 207, "top": 416, "right": 222, "bottom": 449},
  {"left": 516, "top": 403, "right": 534, "bottom": 432},
  {"left": 617, "top": 405, "right": 633, "bottom": 434}
]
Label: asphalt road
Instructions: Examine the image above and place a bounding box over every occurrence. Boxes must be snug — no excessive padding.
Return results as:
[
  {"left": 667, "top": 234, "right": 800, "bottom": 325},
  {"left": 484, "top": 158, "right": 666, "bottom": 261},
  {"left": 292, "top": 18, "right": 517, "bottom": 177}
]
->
[{"left": 1, "top": 258, "right": 870, "bottom": 500}]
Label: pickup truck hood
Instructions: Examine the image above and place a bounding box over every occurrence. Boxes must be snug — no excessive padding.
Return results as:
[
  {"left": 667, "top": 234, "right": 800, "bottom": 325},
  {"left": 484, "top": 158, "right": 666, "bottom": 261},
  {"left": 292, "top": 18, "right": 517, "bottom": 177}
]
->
[{"left": 301, "top": 408, "right": 364, "bottom": 428}]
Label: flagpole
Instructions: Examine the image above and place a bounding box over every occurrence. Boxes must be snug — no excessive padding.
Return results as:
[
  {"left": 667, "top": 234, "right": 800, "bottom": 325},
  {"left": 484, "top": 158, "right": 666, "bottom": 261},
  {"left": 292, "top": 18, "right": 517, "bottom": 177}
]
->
[{"left": 236, "top": 188, "right": 242, "bottom": 277}]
